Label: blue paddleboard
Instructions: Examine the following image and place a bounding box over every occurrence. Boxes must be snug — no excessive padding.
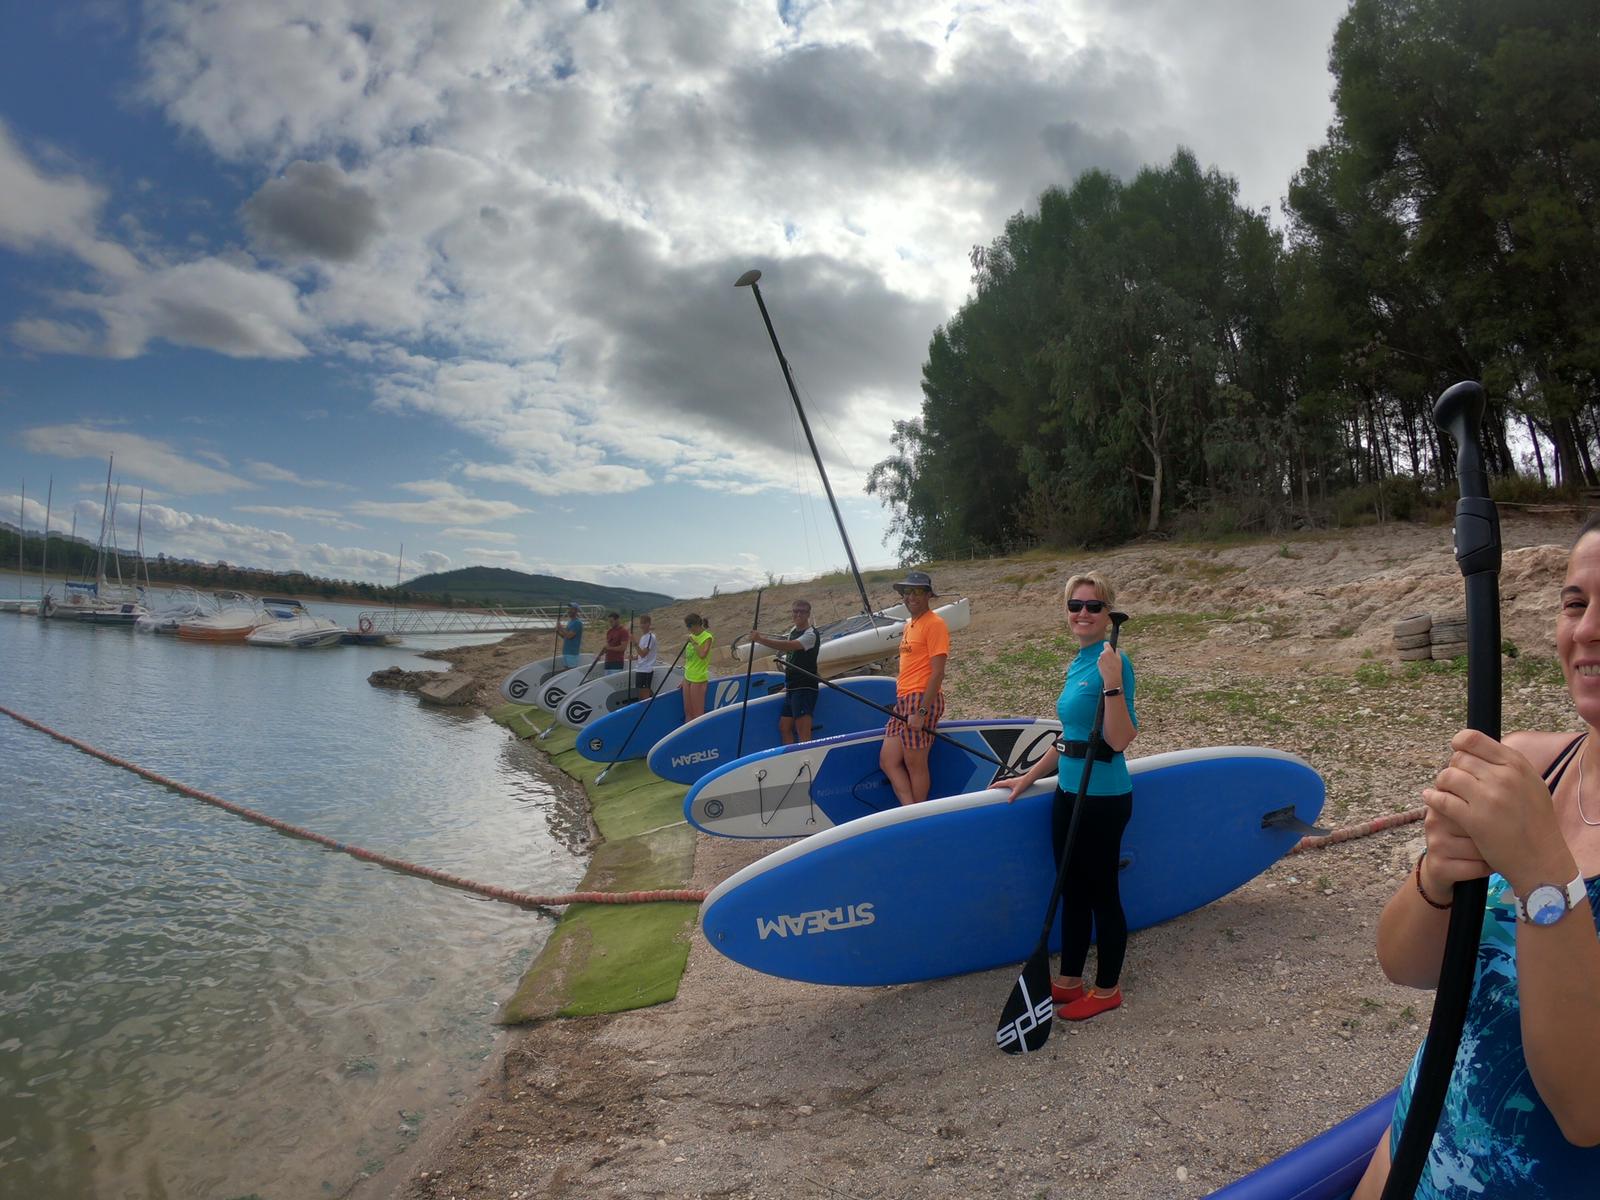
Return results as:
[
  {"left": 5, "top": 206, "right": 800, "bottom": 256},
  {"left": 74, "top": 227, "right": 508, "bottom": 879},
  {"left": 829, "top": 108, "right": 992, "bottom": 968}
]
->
[
  {"left": 699, "top": 746, "right": 1324, "bottom": 985},
  {"left": 1202, "top": 1090, "right": 1395, "bottom": 1200},
  {"left": 685, "top": 718, "right": 1063, "bottom": 838},
  {"left": 575, "top": 673, "right": 785, "bottom": 763},
  {"left": 647, "top": 676, "right": 901, "bottom": 785}
]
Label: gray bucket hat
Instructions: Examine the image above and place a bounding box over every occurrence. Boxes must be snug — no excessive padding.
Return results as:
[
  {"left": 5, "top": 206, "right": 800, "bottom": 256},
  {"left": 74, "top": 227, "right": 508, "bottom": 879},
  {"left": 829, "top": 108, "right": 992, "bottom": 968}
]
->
[{"left": 891, "top": 570, "right": 939, "bottom": 597}]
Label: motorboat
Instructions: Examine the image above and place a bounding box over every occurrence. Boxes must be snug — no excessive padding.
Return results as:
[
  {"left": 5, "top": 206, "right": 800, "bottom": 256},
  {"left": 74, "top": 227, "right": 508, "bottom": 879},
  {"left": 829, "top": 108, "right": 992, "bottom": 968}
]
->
[
  {"left": 135, "top": 587, "right": 212, "bottom": 634},
  {"left": 176, "top": 591, "right": 272, "bottom": 642},
  {"left": 246, "top": 599, "right": 346, "bottom": 649}
]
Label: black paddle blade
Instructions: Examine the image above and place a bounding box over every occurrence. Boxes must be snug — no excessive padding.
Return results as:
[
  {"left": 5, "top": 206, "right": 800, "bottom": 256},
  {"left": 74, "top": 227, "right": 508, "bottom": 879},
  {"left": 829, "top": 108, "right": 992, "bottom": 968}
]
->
[{"left": 995, "top": 946, "right": 1055, "bottom": 1054}]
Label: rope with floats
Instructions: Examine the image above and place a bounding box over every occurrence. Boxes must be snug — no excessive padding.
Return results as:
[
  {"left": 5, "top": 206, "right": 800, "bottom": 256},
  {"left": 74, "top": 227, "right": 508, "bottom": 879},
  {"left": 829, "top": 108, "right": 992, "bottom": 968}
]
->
[{"left": 0, "top": 704, "right": 706, "bottom": 913}]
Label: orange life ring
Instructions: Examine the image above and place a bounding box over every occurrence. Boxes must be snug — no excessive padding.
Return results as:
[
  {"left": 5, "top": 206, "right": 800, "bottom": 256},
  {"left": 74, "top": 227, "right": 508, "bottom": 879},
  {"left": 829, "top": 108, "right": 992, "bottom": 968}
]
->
[{"left": 359, "top": 616, "right": 374, "bottom": 633}]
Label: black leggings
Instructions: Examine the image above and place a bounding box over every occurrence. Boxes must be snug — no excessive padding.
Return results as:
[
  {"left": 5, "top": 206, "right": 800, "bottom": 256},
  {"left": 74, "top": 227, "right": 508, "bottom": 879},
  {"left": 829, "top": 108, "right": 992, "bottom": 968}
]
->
[{"left": 1051, "top": 786, "right": 1133, "bottom": 990}]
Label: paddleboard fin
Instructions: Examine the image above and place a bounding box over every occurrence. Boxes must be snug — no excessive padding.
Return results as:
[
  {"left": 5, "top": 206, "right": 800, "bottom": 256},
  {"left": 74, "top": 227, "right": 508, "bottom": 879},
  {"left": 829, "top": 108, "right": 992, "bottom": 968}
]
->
[{"left": 1260, "top": 805, "right": 1328, "bottom": 838}]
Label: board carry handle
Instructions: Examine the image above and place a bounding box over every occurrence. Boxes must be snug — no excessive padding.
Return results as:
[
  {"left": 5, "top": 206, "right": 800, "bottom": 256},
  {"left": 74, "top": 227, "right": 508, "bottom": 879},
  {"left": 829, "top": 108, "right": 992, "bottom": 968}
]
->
[{"left": 1381, "top": 381, "right": 1500, "bottom": 1199}]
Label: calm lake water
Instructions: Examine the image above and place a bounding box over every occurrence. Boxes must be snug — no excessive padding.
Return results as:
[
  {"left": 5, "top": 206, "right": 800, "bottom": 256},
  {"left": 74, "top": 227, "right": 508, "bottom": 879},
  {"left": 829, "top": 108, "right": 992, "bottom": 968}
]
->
[{"left": 0, "top": 573, "right": 586, "bottom": 1199}]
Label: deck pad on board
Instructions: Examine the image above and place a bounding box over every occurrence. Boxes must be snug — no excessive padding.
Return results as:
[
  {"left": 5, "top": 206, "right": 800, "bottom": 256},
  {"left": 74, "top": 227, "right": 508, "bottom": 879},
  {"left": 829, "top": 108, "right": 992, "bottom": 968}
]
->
[
  {"left": 647, "top": 676, "right": 901, "bottom": 785},
  {"left": 575, "top": 673, "right": 786, "bottom": 764},
  {"left": 685, "top": 718, "right": 1062, "bottom": 838}
]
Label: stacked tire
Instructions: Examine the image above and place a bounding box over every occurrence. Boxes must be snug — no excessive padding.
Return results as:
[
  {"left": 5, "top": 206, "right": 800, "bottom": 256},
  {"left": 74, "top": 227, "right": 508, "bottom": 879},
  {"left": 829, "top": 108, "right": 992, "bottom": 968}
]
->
[
  {"left": 1429, "top": 611, "right": 1467, "bottom": 660},
  {"left": 1393, "top": 613, "right": 1433, "bottom": 662}
]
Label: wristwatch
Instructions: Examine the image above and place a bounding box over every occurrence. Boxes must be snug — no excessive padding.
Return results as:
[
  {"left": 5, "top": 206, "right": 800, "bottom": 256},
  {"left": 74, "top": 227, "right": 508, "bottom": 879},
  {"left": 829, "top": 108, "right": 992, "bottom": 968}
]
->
[
  {"left": 1511, "top": 873, "right": 1589, "bottom": 926},
  {"left": 1102, "top": 687, "right": 1123, "bottom": 698}
]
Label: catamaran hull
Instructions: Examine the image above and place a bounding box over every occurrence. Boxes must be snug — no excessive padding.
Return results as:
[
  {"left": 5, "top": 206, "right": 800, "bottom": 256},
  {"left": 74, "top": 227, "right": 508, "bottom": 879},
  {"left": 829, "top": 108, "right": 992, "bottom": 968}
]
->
[{"left": 729, "top": 597, "right": 971, "bottom": 676}]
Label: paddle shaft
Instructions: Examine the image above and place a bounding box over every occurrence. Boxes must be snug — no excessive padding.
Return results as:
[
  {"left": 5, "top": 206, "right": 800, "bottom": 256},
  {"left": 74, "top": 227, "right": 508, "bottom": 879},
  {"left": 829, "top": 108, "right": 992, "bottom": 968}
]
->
[
  {"left": 1382, "top": 383, "right": 1500, "bottom": 1200},
  {"left": 736, "top": 272, "right": 874, "bottom": 620},
  {"left": 736, "top": 589, "right": 765, "bottom": 758},
  {"left": 600, "top": 639, "right": 691, "bottom": 772},
  {"left": 775, "top": 658, "right": 1009, "bottom": 771}
]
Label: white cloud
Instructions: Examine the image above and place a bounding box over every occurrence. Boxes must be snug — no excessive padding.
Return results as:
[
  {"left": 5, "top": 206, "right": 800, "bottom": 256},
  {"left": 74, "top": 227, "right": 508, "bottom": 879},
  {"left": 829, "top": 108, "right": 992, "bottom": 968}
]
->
[
  {"left": 235, "top": 504, "right": 365, "bottom": 531},
  {"left": 21, "top": 424, "right": 255, "bottom": 493},
  {"left": 244, "top": 460, "right": 353, "bottom": 489},
  {"left": 439, "top": 526, "right": 515, "bottom": 543},
  {"left": 3, "top": 1, "right": 1349, "bottom": 533},
  {"left": 349, "top": 479, "right": 527, "bottom": 526}
]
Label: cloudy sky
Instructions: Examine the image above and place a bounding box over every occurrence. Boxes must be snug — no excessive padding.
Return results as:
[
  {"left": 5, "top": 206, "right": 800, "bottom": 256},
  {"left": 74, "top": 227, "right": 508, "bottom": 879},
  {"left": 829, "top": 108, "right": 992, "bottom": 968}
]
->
[{"left": 0, "top": 0, "right": 1350, "bottom": 599}]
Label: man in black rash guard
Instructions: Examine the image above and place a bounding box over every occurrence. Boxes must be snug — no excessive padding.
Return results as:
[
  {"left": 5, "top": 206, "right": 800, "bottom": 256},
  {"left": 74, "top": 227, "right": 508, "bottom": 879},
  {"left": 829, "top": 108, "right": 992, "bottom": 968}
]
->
[{"left": 747, "top": 599, "right": 821, "bottom": 744}]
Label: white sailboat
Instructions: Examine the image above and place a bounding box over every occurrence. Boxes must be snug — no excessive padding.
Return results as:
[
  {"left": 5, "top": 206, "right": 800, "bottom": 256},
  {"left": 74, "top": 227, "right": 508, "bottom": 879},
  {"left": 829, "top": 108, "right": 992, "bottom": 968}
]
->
[{"left": 41, "top": 459, "right": 149, "bottom": 625}]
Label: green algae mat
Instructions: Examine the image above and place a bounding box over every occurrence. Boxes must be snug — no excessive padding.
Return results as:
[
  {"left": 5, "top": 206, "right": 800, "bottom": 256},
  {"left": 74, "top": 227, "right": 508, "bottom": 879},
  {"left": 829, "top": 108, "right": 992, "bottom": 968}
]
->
[{"left": 487, "top": 703, "right": 699, "bottom": 1022}]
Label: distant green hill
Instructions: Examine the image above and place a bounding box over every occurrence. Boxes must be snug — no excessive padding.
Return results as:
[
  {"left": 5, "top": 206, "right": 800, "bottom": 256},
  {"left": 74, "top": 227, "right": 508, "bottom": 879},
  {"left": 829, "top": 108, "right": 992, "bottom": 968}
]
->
[{"left": 405, "top": 566, "right": 674, "bottom": 611}]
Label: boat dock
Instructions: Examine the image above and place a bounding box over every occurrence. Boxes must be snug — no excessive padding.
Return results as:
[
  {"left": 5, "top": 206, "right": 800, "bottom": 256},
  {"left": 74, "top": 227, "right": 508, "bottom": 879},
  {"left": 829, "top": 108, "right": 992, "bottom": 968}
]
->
[{"left": 352, "top": 603, "right": 605, "bottom": 638}]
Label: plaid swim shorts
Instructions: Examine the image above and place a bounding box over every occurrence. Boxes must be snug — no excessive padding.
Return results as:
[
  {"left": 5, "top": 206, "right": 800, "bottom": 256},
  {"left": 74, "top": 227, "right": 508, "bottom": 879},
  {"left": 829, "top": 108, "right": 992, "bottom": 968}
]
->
[{"left": 885, "top": 690, "right": 945, "bottom": 750}]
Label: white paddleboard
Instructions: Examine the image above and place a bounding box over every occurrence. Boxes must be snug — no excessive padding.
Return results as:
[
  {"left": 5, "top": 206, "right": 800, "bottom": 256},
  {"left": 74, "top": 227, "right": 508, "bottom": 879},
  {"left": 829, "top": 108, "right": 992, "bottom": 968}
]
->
[
  {"left": 558, "top": 666, "right": 687, "bottom": 729},
  {"left": 499, "top": 653, "right": 571, "bottom": 705}
]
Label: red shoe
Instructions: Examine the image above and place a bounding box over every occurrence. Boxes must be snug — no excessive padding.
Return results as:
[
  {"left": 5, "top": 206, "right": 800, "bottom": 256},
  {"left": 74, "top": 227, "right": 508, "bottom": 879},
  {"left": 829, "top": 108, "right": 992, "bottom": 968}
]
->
[
  {"left": 1051, "top": 978, "right": 1086, "bottom": 1005},
  {"left": 1058, "top": 988, "right": 1122, "bottom": 1021}
]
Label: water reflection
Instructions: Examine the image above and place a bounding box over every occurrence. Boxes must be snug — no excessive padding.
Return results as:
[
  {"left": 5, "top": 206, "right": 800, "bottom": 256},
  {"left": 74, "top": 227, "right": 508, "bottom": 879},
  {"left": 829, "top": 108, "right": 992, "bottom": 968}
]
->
[{"left": 0, "top": 580, "right": 584, "bottom": 1198}]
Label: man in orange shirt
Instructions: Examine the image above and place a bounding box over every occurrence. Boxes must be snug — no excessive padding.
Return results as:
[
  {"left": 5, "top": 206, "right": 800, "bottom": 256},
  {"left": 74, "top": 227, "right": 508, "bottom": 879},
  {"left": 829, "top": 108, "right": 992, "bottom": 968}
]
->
[{"left": 879, "top": 570, "right": 950, "bottom": 805}]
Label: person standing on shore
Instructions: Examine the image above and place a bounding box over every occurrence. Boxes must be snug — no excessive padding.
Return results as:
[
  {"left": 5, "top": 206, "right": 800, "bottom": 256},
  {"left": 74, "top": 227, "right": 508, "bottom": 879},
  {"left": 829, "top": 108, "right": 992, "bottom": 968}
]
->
[
  {"left": 558, "top": 603, "right": 584, "bottom": 669},
  {"left": 683, "top": 614, "right": 714, "bottom": 721},
  {"left": 602, "top": 612, "right": 628, "bottom": 674},
  {"left": 997, "top": 572, "right": 1138, "bottom": 1022},
  {"left": 748, "top": 599, "right": 821, "bottom": 744},
  {"left": 879, "top": 571, "right": 949, "bottom": 806},
  {"left": 1350, "top": 517, "right": 1600, "bottom": 1199},
  {"left": 631, "top": 614, "right": 658, "bottom": 703}
]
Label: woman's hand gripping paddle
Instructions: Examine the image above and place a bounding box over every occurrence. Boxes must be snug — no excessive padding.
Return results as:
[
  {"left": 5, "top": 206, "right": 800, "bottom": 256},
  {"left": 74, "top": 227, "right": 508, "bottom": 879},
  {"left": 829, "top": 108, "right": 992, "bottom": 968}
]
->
[{"left": 996, "top": 610, "right": 1128, "bottom": 1055}]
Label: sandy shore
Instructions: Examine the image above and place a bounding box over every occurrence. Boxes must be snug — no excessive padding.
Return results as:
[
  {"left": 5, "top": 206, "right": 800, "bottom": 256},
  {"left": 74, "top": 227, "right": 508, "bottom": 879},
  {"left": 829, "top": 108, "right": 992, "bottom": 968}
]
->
[{"left": 355, "top": 513, "right": 1581, "bottom": 1199}]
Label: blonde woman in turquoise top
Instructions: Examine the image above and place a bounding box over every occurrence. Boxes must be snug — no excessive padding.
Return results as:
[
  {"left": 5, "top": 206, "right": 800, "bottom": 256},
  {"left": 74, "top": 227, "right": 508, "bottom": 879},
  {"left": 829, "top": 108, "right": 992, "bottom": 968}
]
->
[{"left": 999, "top": 571, "right": 1137, "bottom": 1021}]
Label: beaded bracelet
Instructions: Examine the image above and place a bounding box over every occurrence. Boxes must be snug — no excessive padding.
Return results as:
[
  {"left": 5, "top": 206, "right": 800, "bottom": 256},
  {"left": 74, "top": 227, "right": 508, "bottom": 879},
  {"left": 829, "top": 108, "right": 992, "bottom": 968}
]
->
[{"left": 1414, "top": 849, "right": 1452, "bottom": 910}]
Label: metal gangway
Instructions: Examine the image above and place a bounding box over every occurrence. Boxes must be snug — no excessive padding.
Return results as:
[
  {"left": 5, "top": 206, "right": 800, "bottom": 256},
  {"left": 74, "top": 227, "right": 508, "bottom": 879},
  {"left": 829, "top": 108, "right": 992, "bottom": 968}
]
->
[{"left": 353, "top": 603, "right": 606, "bottom": 637}]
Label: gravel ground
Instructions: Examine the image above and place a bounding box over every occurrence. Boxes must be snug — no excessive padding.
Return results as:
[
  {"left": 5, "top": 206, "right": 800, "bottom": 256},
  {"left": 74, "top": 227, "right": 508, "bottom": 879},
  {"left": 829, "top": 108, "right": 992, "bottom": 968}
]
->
[{"left": 357, "top": 512, "right": 1582, "bottom": 1200}]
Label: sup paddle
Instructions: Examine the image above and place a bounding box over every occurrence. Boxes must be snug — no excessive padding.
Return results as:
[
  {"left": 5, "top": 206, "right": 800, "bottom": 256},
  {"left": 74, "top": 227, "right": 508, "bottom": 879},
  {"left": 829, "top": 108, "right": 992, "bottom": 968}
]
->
[
  {"left": 595, "top": 639, "right": 690, "bottom": 783},
  {"left": 736, "top": 589, "right": 765, "bottom": 758},
  {"left": 996, "top": 610, "right": 1129, "bottom": 1055},
  {"left": 1380, "top": 381, "right": 1500, "bottom": 1198}
]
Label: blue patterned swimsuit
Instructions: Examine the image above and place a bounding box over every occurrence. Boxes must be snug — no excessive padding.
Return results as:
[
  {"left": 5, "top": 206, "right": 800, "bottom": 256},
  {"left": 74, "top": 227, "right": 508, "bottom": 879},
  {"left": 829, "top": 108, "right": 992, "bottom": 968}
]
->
[{"left": 1388, "top": 734, "right": 1600, "bottom": 1196}]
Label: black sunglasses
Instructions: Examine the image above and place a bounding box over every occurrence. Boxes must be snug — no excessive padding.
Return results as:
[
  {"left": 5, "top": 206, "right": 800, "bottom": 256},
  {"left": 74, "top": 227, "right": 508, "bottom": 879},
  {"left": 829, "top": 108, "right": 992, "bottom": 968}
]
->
[{"left": 1066, "top": 598, "right": 1107, "bottom": 614}]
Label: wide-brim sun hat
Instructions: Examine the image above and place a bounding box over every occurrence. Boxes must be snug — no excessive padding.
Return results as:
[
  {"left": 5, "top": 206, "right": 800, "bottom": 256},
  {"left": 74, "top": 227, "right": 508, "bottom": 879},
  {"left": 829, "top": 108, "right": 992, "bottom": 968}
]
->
[{"left": 891, "top": 570, "right": 938, "bottom": 597}]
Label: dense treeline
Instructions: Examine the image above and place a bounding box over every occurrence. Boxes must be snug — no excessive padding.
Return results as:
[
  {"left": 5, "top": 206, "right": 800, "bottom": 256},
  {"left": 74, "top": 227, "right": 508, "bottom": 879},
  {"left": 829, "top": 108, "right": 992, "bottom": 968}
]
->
[
  {"left": 0, "top": 528, "right": 422, "bottom": 605},
  {"left": 869, "top": 0, "right": 1600, "bottom": 558}
]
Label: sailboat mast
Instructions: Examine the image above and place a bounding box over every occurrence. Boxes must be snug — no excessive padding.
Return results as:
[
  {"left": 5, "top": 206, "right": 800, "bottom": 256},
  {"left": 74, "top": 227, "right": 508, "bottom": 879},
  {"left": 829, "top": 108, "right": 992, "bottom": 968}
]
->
[
  {"left": 96, "top": 456, "right": 113, "bottom": 587},
  {"left": 734, "top": 269, "right": 873, "bottom": 618},
  {"left": 15, "top": 480, "right": 22, "bottom": 583},
  {"left": 109, "top": 482, "right": 124, "bottom": 585},
  {"left": 40, "top": 479, "right": 52, "bottom": 602},
  {"left": 136, "top": 488, "right": 149, "bottom": 589}
]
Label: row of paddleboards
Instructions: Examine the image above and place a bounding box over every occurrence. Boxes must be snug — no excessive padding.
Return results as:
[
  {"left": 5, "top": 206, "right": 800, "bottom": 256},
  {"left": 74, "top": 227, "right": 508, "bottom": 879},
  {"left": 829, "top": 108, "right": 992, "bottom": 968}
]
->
[{"left": 496, "top": 646, "right": 1358, "bottom": 1198}]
